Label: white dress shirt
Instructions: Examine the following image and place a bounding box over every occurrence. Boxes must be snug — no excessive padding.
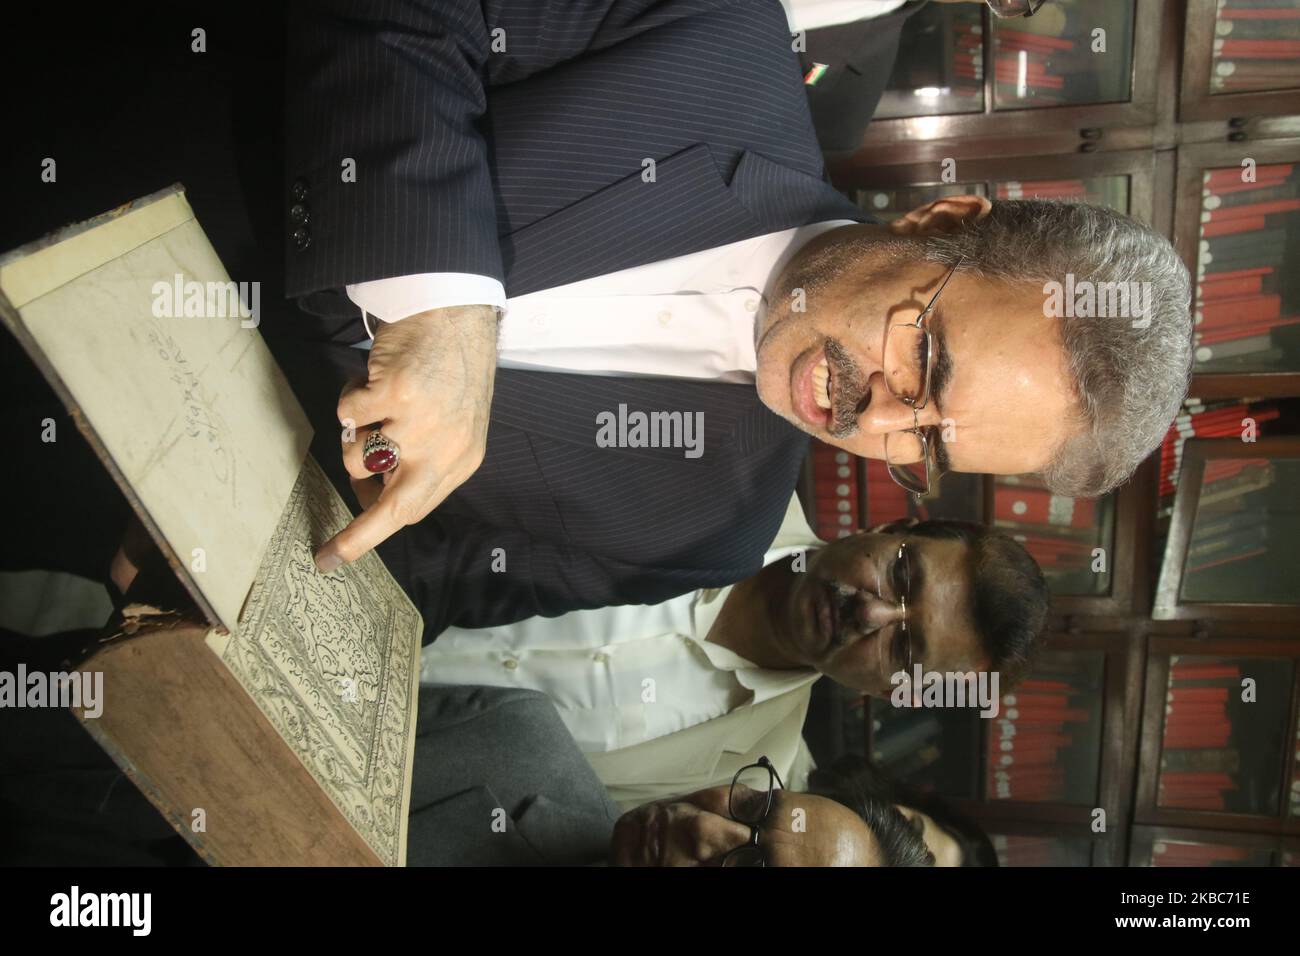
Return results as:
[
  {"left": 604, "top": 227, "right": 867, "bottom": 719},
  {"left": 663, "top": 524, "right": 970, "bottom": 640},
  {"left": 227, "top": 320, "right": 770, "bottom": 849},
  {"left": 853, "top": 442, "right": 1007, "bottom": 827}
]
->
[
  {"left": 420, "top": 495, "right": 824, "bottom": 754},
  {"left": 780, "top": 0, "right": 908, "bottom": 33},
  {"left": 346, "top": 221, "right": 853, "bottom": 382}
]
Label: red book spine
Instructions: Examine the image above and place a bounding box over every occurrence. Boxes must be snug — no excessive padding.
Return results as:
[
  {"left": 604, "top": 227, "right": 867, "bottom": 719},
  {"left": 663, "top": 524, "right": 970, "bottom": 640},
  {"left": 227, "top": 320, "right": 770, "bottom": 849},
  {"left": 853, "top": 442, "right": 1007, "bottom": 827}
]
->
[
  {"left": 1196, "top": 294, "right": 1282, "bottom": 327},
  {"left": 1204, "top": 198, "right": 1300, "bottom": 222},
  {"left": 1201, "top": 215, "right": 1268, "bottom": 239},
  {"left": 1203, "top": 164, "right": 1292, "bottom": 188},
  {"left": 994, "top": 486, "right": 1096, "bottom": 528}
]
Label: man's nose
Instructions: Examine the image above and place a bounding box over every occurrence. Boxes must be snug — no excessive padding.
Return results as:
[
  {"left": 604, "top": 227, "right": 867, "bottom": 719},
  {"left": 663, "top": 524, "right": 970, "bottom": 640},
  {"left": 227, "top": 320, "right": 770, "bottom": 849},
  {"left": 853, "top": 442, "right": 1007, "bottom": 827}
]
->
[
  {"left": 692, "top": 816, "right": 755, "bottom": 865},
  {"left": 857, "top": 373, "right": 940, "bottom": 434},
  {"left": 857, "top": 594, "right": 907, "bottom": 631}
]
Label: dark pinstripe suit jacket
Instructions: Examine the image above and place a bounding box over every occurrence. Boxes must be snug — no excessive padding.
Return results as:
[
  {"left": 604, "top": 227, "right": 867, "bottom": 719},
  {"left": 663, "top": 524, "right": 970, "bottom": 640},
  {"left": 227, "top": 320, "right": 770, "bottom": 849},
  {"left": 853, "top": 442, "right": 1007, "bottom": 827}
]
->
[{"left": 282, "top": 0, "right": 872, "bottom": 642}]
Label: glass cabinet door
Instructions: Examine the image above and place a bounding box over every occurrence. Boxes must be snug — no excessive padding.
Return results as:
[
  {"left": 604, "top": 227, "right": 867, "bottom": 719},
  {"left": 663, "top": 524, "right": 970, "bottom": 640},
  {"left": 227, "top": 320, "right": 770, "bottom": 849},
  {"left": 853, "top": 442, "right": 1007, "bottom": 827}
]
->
[
  {"left": 1192, "top": 161, "right": 1300, "bottom": 375},
  {"left": 1182, "top": 0, "right": 1300, "bottom": 120},
  {"left": 993, "top": 475, "right": 1115, "bottom": 597},
  {"left": 989, "top": 0, "right": 1136, "bottom": 110},
  {"left": 869, "top": 700, "right": 982, "bottom": 800},
  {"left": 875, "top": 2, "right": 986, "bottom": 119},
  {"left": 1209, "top": 2, "right": 1300, "bottom": 96},
  {"left": 985, "top": 651, "right": 1105, "bottom": 804},
  {"left": 870, "top": 0, "right": 1152, "bottom": 136},
  {"left": 1155, "top": 655, "right": 1293, "bottom": 816},
  {"left": 1179, "top": 457, "right": 1300, "bottom": 605},
  {"left": 1155, "top": 437, "right": 1300, "bottom": 621}
]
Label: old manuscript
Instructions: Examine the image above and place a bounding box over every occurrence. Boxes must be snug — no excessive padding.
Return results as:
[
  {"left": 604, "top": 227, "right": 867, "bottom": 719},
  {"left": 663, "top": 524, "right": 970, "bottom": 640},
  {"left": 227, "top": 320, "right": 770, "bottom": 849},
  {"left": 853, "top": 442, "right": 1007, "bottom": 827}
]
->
[{"left": 0, "top": 185, "right": 421, "bottom": 865}]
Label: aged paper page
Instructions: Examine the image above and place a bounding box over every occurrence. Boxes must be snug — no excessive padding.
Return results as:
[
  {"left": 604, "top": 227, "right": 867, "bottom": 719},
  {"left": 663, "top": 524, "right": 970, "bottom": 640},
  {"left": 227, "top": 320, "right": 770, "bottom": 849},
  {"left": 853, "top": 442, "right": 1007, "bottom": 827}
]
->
[
  {"left": 207, "top": 456, "right": 422, "bottom": 867},
  {"left": 0, "top": 187, "right": 310, "bottom": 631}
]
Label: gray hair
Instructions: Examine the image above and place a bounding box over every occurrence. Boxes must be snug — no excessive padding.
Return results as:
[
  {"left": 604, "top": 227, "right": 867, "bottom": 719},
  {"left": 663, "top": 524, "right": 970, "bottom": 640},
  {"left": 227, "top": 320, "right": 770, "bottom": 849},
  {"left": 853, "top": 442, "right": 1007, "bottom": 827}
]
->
[{"left": 918, "top": 199, "right": 1193, "bottom": 497}]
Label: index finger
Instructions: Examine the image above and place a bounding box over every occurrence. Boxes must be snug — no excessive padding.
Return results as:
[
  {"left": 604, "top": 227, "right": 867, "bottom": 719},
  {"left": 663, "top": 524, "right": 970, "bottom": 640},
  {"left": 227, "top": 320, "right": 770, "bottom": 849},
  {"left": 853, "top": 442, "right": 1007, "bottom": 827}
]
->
[{"left": 314, "top": 468, "right": 427, "bottom": 571}]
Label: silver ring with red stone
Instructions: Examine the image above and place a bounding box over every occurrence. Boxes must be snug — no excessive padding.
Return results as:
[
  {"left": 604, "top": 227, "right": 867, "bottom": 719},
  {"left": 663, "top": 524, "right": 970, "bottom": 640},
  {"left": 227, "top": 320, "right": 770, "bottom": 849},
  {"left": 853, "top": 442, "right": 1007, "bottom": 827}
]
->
[{"left": 362, "top": 431, "right": 400, "bottom": 474}]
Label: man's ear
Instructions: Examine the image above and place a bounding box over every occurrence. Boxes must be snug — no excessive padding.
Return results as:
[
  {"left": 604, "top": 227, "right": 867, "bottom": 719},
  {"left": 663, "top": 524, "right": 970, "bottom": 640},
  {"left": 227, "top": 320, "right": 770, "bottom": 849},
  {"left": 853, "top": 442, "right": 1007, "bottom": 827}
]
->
[
  {"left": 869, "top": 517, "right": 919, "bottom": 534},
  {"left": 889, "top": 195, "right": 991, "bottom": 236}
]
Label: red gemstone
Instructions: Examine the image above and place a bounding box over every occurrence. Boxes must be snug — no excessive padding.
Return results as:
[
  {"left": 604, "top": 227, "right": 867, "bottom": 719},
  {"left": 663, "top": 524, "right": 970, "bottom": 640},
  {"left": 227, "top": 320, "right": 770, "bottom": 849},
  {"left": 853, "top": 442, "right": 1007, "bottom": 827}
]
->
[{"left": 363, "top": 448, "right": 397, "bottom": 473}]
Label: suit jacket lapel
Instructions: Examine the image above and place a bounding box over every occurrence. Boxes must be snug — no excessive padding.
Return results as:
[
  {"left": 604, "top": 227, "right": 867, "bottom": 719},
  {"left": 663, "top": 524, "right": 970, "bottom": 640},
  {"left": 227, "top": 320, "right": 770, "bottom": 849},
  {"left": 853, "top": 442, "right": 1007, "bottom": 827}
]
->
[
  {"left": 501, "top": 144, "right": 868, "bottom": 296},
  {"left": 501, "top": 143, "right": 758, "bottom": 296},
  {"left": 725, "top": 149, "right": 867, "bottom": 232}
]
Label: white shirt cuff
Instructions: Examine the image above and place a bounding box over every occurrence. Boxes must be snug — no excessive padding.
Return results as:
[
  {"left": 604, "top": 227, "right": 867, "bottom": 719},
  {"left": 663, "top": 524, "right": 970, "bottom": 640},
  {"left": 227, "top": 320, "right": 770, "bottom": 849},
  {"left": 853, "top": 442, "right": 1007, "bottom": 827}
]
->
[{"left": 345, "top": 273, "right": 507, "bottom": 335}]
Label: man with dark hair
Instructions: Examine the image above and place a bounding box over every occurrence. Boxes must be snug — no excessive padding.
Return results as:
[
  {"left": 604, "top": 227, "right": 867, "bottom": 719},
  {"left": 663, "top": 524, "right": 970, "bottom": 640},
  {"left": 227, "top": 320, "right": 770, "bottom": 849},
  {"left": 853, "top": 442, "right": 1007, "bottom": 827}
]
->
[
  {"left": 423, "top": 494, "right": 1050, "bottom": 807},
  {"left": 810, "top": 754, "right": 1000, "bottom": 867},
  {"left": 898, "top": 518, "right": 1047, "bottom": 688},
  {"left": 611, "top": 756, "right": 936, "bottom": 866}
]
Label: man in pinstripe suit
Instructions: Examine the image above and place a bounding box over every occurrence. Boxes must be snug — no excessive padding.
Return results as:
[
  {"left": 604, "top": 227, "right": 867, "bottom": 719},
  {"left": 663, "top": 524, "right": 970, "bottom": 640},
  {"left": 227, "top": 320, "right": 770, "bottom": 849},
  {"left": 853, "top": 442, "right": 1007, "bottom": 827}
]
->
[{"left": 282, "top": 0, "right": 1192, "bottom": 641}]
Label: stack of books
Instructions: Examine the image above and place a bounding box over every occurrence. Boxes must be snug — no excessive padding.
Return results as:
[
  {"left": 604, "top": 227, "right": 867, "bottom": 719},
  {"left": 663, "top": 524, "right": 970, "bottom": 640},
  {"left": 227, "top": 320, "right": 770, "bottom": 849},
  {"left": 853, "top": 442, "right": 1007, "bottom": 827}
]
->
[
  {"left": 1210, "top": 2, "right": 1300, "bottom": 94},
  {"left": 809, "top": 441, "right": 858, "bottom": 540},
  {"left": 1150, "top": 840, "right": 1261, "bottom": 867},
  {"left": 990, "top": 834, "right": 1088, "bottom": 867},
  {"left": 985, "top": 27, "right": 1073, "bottom": 104},
  {"left": 1158, "top": 658, "right": 1242, "bottom": 811},
  {"left": 992, "top": 475, "right": 1099, "bottom": 577},
  {"left": 863, "top": 458, "right": 912, "bottom": 527},
  {"left": 995, "top": 179, "right": 1089, "bottom": 201},
  {"left": 1157, "top": 399, "right": 1279, "bottom": 502},
  {"left": 1196, "top": 161, "right": 1300, "bottom": 369},
  {"left": 987, "top": 673, "right": 1097, "bottom": 803}
]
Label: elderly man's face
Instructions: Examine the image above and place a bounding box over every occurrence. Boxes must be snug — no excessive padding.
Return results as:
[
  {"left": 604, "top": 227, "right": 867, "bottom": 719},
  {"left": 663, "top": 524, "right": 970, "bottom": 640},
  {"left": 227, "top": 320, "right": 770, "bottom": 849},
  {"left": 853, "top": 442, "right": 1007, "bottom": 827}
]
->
[
  {"left": 776, "top": 530, "right": 987, "bottom": 696},
  {"left": 609, "top": 784, "right": 929, "bottom": 866},
  {"left": 755, "top": 197, "right": 1079, "bottom": 477}
]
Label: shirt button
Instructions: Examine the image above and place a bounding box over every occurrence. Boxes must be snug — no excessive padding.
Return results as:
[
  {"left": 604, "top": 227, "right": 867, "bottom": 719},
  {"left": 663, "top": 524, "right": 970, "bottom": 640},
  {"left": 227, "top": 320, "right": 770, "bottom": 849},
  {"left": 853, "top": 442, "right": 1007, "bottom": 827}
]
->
[
  {"left": 593, "top": 653, "right": 609, "bottom": 664},
  {"left": 503, "top": 658, "right": 519, "bottom": 670},
  {"left": 656, "top": 310, "right": 672, "bottom": 325},
  {"left": 744, "top": 298, "right": 760, "bottom": 312}
]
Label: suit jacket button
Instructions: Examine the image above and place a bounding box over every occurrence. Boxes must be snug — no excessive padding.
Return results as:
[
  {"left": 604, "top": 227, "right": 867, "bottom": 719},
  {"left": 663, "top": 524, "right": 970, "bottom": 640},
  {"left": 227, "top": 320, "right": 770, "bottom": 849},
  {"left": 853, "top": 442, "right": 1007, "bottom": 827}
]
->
[
  {"left": 289, "top": 203, "right": 310, "bottom": 225},
  {"left": 291, "top": 226, "right": 312, "bottom": 251},
  {"left": 290, "top": 179, "right": 309, "bottom": 202}
]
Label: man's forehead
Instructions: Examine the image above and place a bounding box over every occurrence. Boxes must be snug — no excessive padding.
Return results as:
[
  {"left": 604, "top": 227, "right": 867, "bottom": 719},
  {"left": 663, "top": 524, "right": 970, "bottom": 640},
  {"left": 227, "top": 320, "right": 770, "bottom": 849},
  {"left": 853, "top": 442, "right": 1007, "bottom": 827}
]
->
[{"left": 913, "top": 538, "right": 982, "bottom": 664}]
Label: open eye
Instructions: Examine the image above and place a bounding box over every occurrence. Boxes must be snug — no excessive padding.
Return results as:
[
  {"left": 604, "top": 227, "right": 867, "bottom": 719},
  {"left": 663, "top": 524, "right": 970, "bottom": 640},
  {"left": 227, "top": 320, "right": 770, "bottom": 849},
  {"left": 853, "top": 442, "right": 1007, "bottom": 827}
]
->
[
  {"left": 890, "top": 545, "right": 912, "bottom": 600},
  {"left": 913, "top": 332, "right": 930, "bottom": 379}
]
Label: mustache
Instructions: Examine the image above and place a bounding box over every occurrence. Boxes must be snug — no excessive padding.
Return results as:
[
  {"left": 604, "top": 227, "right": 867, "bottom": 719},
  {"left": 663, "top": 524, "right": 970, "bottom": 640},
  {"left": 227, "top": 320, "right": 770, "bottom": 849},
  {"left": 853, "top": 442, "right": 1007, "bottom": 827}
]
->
[{"left": 823, "top": 338, "right": 870, "bottom": 439}]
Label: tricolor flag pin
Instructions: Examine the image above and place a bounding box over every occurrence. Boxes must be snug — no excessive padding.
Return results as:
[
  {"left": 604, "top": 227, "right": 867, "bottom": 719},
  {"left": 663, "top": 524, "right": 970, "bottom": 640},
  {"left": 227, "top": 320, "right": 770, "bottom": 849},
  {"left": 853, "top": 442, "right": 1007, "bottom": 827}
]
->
[{"left": 804, "top": 62, "right": 829, "bottom": 86}]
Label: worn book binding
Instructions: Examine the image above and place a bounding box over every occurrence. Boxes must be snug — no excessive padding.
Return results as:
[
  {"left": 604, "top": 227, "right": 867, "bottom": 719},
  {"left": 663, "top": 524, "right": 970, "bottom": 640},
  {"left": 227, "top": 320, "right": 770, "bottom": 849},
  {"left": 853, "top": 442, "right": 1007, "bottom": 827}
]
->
[{"left": 0, "top": 185, "right": 422, "bottom": 866}]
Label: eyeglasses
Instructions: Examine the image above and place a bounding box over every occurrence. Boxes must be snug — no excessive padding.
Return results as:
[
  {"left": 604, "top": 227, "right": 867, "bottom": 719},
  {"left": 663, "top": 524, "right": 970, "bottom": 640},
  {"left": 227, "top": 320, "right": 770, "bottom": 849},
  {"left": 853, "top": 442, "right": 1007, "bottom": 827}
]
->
[
  {"left": 720, "top": 756, "right": 785, "bottom": 867},
  {"left": 985, "top": 0, "right": 1048, "bottom": 18},
  {"left": 880, "top": 257, "right": 963, "bottom": 499},
  {"left": 891, "top": 541, "right": 915, "bottom": 676}
]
